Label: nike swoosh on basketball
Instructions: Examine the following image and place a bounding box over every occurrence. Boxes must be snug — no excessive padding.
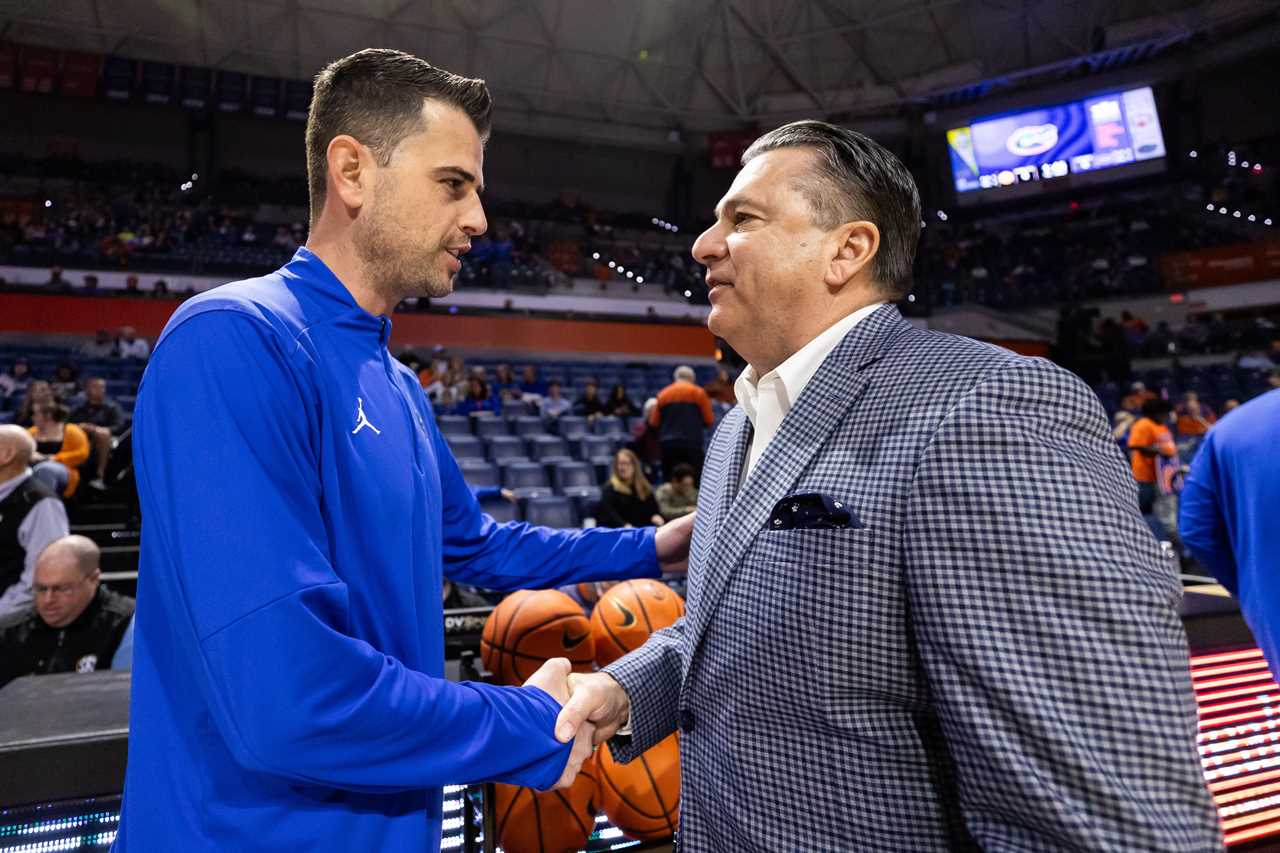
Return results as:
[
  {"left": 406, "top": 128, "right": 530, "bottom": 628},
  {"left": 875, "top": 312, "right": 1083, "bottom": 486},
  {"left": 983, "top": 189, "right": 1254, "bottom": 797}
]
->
[
  {"left": 612, "top": 601, "right": 637, "bottom": 628},
  {"left": 562, "top": 626, "right": 590, "bottom": 649}
]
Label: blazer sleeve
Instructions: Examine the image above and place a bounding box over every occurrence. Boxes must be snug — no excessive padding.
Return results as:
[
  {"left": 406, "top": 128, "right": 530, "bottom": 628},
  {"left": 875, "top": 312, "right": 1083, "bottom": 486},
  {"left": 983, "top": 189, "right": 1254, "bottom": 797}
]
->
[
  {"left": 601, "top": 617, "right": 686, "bottom": 761},
  {"left": 903, "top": 360, "right": 1222, "bottom": 851}
]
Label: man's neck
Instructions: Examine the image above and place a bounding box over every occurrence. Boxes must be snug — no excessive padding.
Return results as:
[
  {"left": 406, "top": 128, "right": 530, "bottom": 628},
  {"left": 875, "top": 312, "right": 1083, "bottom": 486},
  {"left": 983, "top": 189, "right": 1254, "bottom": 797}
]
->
[
  {"left": 305, "top": 234, "right": 394, "bottom": 317},
  {"left": 747, "top": 296, "right": 885, "bottom": 377}
]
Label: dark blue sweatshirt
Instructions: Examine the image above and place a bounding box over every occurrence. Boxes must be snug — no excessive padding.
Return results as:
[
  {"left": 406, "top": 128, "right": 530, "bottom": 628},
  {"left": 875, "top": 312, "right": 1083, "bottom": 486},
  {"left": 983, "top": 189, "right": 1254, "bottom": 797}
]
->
[{"left": 112, "top": 248, "right": 658, "bottom": 851}]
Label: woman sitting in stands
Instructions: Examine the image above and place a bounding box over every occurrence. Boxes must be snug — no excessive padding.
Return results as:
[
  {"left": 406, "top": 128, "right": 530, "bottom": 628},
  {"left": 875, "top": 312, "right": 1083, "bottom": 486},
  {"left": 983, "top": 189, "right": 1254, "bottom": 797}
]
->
[
  {"left": 15, "top": 380, "right": 57, "bottom": 428},
  {"left": 452, "top": 376, "right": 500, "bottom": 418},
  {"left": 604, "top": 384, "right": 640, "bottom": 418},
  {"left": 596, "top": 448, "right": 664, "bottom": 529},
  {"left": 28, "top": 403, "right": 90, "bottom": 498}
]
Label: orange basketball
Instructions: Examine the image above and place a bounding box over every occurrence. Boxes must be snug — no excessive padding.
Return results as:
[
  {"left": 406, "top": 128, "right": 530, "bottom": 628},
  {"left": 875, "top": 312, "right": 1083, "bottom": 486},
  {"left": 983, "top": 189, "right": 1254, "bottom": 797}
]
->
[
  {"left": 494, "top": 755, "right": 600, "bottom": 853},
  {"left": 575, "top": 580, "right": 618, "bottom": 607},
  {"left": 590, "top": 579, "right": 685, "bottom": 667},
  {"left": 481, "top": 589, "right": 596, "bottom": 685},
  {"left": 597, "top": 733, "right": 680, "bottom": 841}
]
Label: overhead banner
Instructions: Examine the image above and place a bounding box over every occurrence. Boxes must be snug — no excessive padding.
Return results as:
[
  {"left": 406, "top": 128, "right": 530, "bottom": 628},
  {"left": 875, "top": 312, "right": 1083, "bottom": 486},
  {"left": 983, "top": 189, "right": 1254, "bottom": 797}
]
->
[{"left": 1161, "top": 240, "right": 1280, "bottom": 289}]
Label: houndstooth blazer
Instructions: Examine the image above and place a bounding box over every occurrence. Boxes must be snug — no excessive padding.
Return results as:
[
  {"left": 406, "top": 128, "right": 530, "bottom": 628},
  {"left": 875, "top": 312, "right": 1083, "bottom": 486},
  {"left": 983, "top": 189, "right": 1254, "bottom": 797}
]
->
[{"left": 604, "top": 304, "right": 1221, "bottom": 852}]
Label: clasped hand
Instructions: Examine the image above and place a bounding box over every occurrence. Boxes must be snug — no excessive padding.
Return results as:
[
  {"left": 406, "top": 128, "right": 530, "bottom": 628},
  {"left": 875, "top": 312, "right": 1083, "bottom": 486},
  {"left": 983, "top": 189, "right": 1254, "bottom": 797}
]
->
[{"left": 524, "top": 658, "right": 631, "bottom": 789}]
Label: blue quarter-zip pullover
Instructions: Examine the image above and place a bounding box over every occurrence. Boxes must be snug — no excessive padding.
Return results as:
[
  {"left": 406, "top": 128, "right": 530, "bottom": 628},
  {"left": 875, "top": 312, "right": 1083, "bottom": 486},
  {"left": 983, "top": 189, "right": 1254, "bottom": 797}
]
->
[{"left": 112, "top": 248, "right": 659, "bottom": 851}]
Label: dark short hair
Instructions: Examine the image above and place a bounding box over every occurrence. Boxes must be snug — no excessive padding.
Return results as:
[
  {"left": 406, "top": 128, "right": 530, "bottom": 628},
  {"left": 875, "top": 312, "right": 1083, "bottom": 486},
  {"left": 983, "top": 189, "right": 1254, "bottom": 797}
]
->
[
  {"left": 742, "top": 120, "right": 922, "bottom": 298},
  {"left": 671, "top": 463, "right": 696, "bottom": 481},
  {"left": 306, "top": 48, "right": 494, "bottom": 224},
  {"left": 1141, "top": 398, "right": 1173, "bottom": 420}
]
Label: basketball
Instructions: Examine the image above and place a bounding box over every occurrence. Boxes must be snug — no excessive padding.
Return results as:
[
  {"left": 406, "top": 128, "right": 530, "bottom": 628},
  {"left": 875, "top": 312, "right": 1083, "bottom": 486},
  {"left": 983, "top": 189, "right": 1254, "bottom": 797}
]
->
[
  {"left": 590, "top": 579, "right": 686, "bottom": 667},
  {"left": 597, "top": 733, "right": 680, "bottom": 841},
  {"left": 575, "top": 580, "right": 618, "bottom": 608},
  {"left": 481, "top": 589, "right": 596, "bottom": 685},
  {"left": 493, "top": 754, "right": 599, "bottom": 853}
]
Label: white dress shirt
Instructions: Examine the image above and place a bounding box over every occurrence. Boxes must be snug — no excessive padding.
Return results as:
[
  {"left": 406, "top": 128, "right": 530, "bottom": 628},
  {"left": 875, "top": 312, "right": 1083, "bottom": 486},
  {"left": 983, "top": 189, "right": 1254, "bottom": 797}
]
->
[
  {"left": 0, "top": 468, "right": 71, "bottom": 621},
  {"left": 735, "top": 302, "right": 886, "bottom": 478}
]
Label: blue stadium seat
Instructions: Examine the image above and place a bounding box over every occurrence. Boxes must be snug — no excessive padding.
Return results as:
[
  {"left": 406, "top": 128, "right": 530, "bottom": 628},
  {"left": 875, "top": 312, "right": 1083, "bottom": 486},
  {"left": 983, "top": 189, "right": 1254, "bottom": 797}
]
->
[
  {"left": 527, "top": 435, "right": 568, "bottom": 461},
  {"left": 523, "top": 496, "right": 579, "bottom": 529},
  {"left": 478, "top": 493, "right": 519, "bottom": 523},
  {"left": 486, "top": 435, "right": 527, "bottom": 462},
  {"left": 573, "top": 435, "right": 615, "bottom": 460},
  {"left": 593, "top": 415, "right": 622, "bottom": 435},
  {"left": 563, "top": 486, "right": 602, "bottom": 523},
  {"left": 555, "top": 416, "right": 589, "bottom": 439},
  {"left": 459, "top": 459, "right": 500, "bottom": 489},
  {"left": 511, "top": 416, "right": 547, "bottom": 438},
  {"left": 551, "top": 461, "right": 596, "bottom": 492},
  {"left": 502, "top": 461, "right": 552, "bottom": 500},
  {"left": 473, "top": 417, "right": 511, "bottom": 439},
  {"left": 436, "top": 415, "right": 470, "bottom": 436},
  {"left": 446, "top": 435, "right": 484, "bottom": 459}
]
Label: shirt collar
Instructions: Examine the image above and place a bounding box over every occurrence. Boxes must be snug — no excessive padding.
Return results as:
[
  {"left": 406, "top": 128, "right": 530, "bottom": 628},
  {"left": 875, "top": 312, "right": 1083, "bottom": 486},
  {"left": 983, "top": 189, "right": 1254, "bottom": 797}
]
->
[
  {"left": 284, "top": 246, "right": 390, "bottom": 338},
  {"left": 735, "top": 301, "right": 887, "bottom": 430},
  {"left": 0, "top": 468, "right": 33, "bottom": 501}
]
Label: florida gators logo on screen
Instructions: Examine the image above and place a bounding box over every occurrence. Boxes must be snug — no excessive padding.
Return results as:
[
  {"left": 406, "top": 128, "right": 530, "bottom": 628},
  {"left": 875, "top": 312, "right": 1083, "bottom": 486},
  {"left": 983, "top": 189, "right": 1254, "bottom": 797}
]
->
[{"left": 1005, "top": 123, "right": 1059, "bottom": 157}]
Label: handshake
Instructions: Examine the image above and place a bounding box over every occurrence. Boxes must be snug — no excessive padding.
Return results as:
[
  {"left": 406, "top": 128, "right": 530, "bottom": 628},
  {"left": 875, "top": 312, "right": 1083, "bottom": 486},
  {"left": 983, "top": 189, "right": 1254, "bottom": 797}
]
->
[{"left": 525, "top": 657, "right": 632, "bottom": 789}]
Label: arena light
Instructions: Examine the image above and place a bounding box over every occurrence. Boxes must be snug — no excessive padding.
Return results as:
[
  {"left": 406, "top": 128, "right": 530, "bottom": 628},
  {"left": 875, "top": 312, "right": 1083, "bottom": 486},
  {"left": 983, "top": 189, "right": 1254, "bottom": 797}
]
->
[
  {"left": 1234, "top": 211, "right": 1242, "bottom": 218},
  {"left": 1242, "top": 161, "right": 1251, "bottom": 168},
  {"left": 1189, "top": 150, "right": 1198, "bottom": 158},
  {"left": 191, "top": 172, "right": 199, "bottom": 181},
  {"left": 607, "top": 260, "right": 616, "bottom": 269},
  {"left": 1249, "top": 215, "right": 1257, "bottom": 222},
  {"left": 683, "top": 289, "right": 692, "bottom": 298},
  {"left": 592, "top": 252, "right": 600, "bottom": 260},
  {"left": 1219, "top": 207, "right": 1228, "bottom": 214},
  {"left": 936, "top": 210, "right": 948, "bottom": 221},
  {"left": 617, "top": 266, "right": 626, "bottom": 274},
  {"left": 907, "top": 294, "right": 916, "bottom": 302},
  {"left": 626, "top": 271, "right": 634, "bottom": 279},
  {"left": 43, "top": 199, "right": 52, "bottom": 208},
  {"left": 1206, "top": 203, "right": 1215, "bottom": 211},
  {"left": 1266, "top": 218, "right": 1273, "bottom": 226},
  {"left": 636, "top": 276, "right": 644, "bottom": 284}
]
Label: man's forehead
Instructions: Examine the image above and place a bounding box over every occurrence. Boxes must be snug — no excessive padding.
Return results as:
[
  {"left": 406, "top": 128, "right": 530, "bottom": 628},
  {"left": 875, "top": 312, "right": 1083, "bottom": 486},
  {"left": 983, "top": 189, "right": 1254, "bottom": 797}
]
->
[{"left": 716, "top": 147, "right": 813, "bottom": 216}]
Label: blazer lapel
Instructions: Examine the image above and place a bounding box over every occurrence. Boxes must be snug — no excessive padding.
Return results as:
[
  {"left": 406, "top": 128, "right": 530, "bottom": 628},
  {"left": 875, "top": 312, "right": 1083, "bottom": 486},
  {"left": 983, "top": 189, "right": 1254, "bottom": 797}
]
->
[{"left": 683, "top": 304, "right": 912, "bottom": 656}]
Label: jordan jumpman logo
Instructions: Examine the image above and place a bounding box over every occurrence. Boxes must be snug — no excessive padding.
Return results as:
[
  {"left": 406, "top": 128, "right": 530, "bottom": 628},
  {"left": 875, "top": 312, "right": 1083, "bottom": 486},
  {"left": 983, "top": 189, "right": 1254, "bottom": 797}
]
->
[{"left": 352, "top": 397, "right": 381, "bottom": 436}]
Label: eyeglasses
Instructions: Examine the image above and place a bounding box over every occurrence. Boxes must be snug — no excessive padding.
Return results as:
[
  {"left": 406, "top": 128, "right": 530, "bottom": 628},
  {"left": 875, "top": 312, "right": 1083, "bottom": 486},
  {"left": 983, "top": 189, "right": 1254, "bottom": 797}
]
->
[{"left": 34, "top": 577, "right": 90, "bottom": 597}]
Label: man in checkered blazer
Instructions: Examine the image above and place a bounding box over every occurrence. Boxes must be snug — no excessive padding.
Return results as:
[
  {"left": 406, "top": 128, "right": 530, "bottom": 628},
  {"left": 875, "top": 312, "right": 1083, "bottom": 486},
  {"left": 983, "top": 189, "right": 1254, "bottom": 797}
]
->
[{"left": 554, "top": 121, "right": 1221, "bottom": 850}]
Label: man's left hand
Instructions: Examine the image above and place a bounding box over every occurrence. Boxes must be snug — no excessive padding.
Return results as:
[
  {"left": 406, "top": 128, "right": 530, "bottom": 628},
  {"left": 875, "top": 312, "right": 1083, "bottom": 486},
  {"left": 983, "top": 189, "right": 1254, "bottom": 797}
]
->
[{"left": 654, "top": 512, "right": 694, "bottom": 575}]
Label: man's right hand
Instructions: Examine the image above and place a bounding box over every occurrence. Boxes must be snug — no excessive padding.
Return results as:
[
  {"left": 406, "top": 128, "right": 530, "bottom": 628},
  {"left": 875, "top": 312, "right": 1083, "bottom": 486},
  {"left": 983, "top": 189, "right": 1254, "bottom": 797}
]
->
[
  {"left": 554, "top": 672, "right": 631, "bottom": 747},
  {"left": 524, "top": 658, "right": 596, "bottom": 789}
]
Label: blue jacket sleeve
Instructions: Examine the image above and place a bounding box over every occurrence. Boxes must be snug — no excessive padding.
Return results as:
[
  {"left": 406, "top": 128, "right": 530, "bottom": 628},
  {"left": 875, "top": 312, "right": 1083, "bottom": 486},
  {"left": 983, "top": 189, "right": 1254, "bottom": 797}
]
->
[
  {"left": 431, "top": 426, "right": 660, "bottom": 590},
  {"left": 1179, "top": 436, "right": 1238, "bottom": 594},
  {"left": 134, "top": 310, "right": 571, "bottom": 792}
]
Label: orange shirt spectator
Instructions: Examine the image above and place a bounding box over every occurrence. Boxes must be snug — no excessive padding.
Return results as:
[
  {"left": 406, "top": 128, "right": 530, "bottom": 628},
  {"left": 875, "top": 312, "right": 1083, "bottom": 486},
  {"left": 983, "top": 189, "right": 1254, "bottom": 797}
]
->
[
  {"left": 28, "top": 410, "right": 90, "bottom": 497},
  {"left": 1128, "top": 416, "right": 1176, "bottom": 484},
  {"left": 1175, "top": 394, "right": 1216, "bottom": 437}
]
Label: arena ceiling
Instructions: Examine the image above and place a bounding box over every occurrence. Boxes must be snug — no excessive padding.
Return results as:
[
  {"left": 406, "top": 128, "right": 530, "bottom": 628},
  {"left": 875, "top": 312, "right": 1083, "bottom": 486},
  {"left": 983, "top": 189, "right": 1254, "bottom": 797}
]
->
[{"left": 1, "top": 0, "right": 1277, "bottom": 149}]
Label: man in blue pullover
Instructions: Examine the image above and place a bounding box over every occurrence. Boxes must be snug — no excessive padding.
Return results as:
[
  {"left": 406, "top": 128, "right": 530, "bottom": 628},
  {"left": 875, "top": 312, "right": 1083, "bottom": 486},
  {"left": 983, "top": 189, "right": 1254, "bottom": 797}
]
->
[
  {"left": 1180, "top": 388, "right": 1280, "bottom": 671},
  {"left": 113, "top": 49, "right": 692, "bottom": 852}
]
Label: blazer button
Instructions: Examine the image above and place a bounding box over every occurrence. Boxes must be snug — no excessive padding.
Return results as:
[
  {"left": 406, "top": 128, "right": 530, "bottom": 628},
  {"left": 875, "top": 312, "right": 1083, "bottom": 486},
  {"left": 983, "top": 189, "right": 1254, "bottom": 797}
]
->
[{"left": 679, "top": 708, "right": 695, "bottom": 733}]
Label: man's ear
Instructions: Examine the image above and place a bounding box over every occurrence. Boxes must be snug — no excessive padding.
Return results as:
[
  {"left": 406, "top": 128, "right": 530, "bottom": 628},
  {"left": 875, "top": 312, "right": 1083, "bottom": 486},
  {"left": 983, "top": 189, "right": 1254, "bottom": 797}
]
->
[
  {"left": 326, "top": 135, "right": 371, "bottom": 212},
  {"left": 825, "top": 220, "right": 880, "bottom": 288}
]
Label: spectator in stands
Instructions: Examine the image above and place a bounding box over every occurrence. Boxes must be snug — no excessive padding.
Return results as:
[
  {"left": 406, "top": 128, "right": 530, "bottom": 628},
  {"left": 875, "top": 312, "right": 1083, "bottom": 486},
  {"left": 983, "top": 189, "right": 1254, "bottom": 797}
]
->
[
  {"left": 518, "top": 365, "right": 548, "bottom": 399},
  {"left": 1112, "top": 410, "right": 1136, "bottom": 453},
  {"left": 50, "top": 361, "right": 80, "bottom": 401},
  {"left": 655, "top": 463, "right": 698, "bottom": 522},
  {"left": 630, "top": 397, "right": 662, "bottom": 480},
  {"left": 1175, "top": 392, "right": 1216, "bottom": 438},
  {"left": 0, "top": 425, "right": 70, "bottom": 623},
  {"left": 650, "top": 365, "right": 714, "bottom": 483},
  {"left": 453, "top": 376, "right": 500, "bottom": 417},
  {"left": 0, "top": 534, "right": 136, "bottom": 687},
  {"left": 14, "top": 380, "right": 56, "bottom": 428},
  {"left": 1180, "top": 388, "right": 1280, "bottom": 674},
  {"left": 70, "top": 378, "right": 126, "bottom": 491},
  {"left": 490, "top": 364, "right": 517, "bottom": 398},
  {"left": 1271, "top": 368, "right": 1280, "bottom": 390},
  {"left": 0, "top": 358, "right": 31, "bottom": 409},
  {"left": 79, "top": 329, "right": 118, "bottom": 360},
  {"left": 1128, "top": 398, "right": 1177, "bottom": 541},
  {"left": 540, "top": 380, "right": 571, "bottom": 420},
  {"left": 1120, "top": 381, "right": 1155, "bottom": 414},
  {"left": 573, "top": 378, "right": 606, "bottom": 419},
  {"left": 28, "top": 403, "right": 90, "bottom": 498},
  {"left": 597, "top": 449, "right": 664, "bottom": 529},
  {"left": 703, "top": 366, "right": 737, "bottom": 405},
  {"left": 604, "top": 384, "right": 639, "bottom": 418},
  {"left": 1222, "top": 399, "right": 1241, "bottom": 415},
  {"left": 117, "top": 326, "right": 150, "bottom": 360}
]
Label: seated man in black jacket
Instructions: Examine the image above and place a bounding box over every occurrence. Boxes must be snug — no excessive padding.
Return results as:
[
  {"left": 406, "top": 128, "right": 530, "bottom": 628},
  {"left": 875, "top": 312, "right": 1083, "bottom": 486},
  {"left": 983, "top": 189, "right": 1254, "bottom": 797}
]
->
[{"left": 0, "top": 534, "right": 135, "bottom": 687}]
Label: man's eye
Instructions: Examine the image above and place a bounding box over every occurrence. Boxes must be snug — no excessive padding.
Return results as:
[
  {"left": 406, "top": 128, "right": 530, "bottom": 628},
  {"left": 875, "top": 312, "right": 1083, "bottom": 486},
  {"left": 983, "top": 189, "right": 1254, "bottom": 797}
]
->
[{"left": 733, "top": 213, "right": 754, "bottom": 226}]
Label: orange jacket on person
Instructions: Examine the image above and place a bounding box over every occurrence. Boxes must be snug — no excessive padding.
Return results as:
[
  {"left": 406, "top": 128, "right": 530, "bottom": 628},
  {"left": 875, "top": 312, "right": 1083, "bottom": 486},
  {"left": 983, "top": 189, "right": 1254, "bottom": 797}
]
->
[
  {"left": 1127, "top": 417, "right": 1176, "bottom": 484},
  {"left": 28, "top": 423, "right": 90, "bottom": 497}
]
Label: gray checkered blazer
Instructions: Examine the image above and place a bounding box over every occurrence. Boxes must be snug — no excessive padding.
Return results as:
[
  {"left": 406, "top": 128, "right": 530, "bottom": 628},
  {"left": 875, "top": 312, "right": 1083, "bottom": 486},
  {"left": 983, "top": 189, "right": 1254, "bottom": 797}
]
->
[{"left": 605, "top": 305, "right": 1221, "bottom": 851}]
